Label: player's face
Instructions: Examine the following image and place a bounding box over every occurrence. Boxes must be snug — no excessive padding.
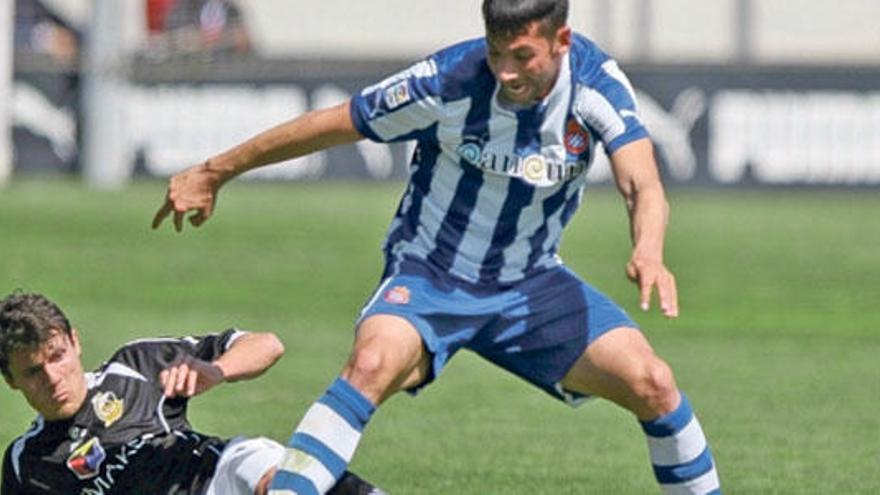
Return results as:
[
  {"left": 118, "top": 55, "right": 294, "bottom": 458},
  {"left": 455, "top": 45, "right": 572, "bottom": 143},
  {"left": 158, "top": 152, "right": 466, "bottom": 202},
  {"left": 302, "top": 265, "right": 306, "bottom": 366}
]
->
[
  {"left": 486, "top": 21, "right": 571, "bottom": 106},
  {"left": 4, "top": 329, "right": 87, "bottom": 421}
]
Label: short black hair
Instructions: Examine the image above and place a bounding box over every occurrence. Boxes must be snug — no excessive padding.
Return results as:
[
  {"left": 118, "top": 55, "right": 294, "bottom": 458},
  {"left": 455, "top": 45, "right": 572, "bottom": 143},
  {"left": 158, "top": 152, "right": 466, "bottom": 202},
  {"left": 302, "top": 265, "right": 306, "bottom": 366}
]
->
[
  {"left": 0, "top": 292, "right": 72, "bottom": 378},
  {"left": 482, "top": 0, "right": 569, "bottom": 39}
]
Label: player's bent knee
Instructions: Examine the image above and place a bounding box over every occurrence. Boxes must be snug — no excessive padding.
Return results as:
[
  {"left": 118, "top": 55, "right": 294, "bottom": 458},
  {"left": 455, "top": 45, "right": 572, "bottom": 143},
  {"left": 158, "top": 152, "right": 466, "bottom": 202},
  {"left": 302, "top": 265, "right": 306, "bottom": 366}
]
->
[
  {"left": 629, "top": 358, "right": 679, "bottom": 418},
  {"left": 342, "top": 346, "right": 398, "bottom": 402},
  {"left": 343, "top": 319, "right": 427, "bottom": 404},
  {"left": 346, "top": 346, "right": 388, "bottom": 383}
]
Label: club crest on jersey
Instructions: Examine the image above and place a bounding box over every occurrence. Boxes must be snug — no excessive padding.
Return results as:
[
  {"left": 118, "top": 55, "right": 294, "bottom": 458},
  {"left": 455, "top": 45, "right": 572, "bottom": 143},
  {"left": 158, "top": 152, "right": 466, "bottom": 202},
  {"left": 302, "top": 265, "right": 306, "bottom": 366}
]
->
[
  {"left": 91, "top": 391, "right": 124, "bottom": 428},
  {"left": 564, "top": 118, "right": 590, "bottom": 155},
  {"left": 67, "top": 437, "right": 106, "bottom": 480},
  {"left": 383, "top": 286, "right": 411, "bottom": 305},
  {"left": 384, "top": 80, "right": 411, "bottom": 110}
]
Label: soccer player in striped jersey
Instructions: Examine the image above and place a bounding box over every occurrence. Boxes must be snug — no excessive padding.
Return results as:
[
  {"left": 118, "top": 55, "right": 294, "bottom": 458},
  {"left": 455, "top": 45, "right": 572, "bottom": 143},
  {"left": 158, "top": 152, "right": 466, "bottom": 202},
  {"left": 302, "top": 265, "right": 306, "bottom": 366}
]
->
[{"left": 153, "top": 1, "right": 722, "bottom": 493}]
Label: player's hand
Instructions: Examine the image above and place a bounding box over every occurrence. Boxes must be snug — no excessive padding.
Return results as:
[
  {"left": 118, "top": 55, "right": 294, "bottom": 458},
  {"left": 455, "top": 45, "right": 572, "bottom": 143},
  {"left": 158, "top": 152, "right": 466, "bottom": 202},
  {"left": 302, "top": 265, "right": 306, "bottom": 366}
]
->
[
  {"left": 152, "top": 162, "right": 224, "bottom": 232},
  {"left": 159, "top": 357, "right": 225, "bottom": 398},
  {"left": 625, "top": 256, "right": 679, "bottom": 318}
]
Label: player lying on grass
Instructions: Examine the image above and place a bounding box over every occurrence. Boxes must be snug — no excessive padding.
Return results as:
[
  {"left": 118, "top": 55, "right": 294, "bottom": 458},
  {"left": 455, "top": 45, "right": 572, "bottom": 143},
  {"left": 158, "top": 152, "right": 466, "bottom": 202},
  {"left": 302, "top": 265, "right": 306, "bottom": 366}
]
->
[
  {"left": 0, "top": 292, "right": 385, "bottom": 495},
  {"left": 154, "top": 0, "right": 721, "bottom": 493}
]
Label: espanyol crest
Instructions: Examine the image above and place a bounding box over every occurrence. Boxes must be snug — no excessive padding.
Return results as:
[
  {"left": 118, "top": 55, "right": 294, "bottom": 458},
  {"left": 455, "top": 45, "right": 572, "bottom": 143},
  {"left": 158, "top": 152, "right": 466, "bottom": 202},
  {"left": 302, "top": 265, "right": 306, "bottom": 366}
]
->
[
  {"left": 564, "top": 118, "right": 590, "bottom": 156},
  {"left": 383, "top": 286, "right": 411, "bottom": 305}
]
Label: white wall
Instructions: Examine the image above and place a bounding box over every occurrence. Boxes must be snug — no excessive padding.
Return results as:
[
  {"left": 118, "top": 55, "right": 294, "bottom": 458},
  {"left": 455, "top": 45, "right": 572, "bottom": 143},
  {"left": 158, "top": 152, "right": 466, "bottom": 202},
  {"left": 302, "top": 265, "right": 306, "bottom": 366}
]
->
[
  {"left": 648, "top": 0, "right": 739, "bottom": 62},
  {"left": 242, "top": 0, "right": 880, "bottom": 64},
  {"left": 241, "top": 0, "right": 485, "bottom": 59},
  {"left": 29, "top": 0, "right": 880, "bottom": 63},
  {"left": 753, "top": 0, "right": 880, "bottom": 63}
]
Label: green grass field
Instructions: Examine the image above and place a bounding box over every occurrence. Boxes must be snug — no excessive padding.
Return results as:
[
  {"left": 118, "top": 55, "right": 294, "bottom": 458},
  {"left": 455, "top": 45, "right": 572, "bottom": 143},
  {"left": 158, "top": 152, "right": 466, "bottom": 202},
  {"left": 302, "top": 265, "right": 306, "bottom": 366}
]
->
[{"left": 1, "top": 179, "right": 878, "bottom": 493}]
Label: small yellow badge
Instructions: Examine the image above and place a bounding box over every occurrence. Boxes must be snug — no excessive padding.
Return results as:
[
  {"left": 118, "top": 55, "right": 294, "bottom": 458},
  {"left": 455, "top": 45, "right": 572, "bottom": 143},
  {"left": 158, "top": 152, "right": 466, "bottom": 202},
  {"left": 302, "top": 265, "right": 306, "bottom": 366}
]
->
[{"left": 91, "top": 391, "right": 124, "bottom": 428}]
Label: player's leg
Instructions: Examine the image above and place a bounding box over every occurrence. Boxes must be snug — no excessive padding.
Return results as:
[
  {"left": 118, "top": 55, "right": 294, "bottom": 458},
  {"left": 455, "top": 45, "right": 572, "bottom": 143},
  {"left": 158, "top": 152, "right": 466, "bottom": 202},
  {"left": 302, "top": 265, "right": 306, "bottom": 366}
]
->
[
  {"left": 257, "top": 468, "right": 387, "bottom": 495},
  {"left": 473, "top": 267, "right": 720, "bottom": 494},
  {"left": 203, "top": 436, "right": 388, "bottom": 495},
  {"left": 269, "top": 315, "right": 430, "bottom": 495},
  {"left": 560, "top": 327, "right": 678, "bottom": 419},
  {"left": 560, "top": 328, "right": 721, "bottom": 494},
  {"left": 340, "top": 314, "right": 432, "bottom": 405}
]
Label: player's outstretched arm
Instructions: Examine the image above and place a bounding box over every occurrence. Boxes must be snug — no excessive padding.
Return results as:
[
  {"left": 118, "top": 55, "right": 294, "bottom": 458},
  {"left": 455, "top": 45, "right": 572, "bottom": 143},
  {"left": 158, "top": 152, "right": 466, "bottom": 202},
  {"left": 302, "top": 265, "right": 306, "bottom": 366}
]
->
[
  {"left": 160, "top": 332, "right": 285, "bottom": 398},
  {"left": 609, "top": 138, "right": 679, "bottom": 319},
  {"left": 152, "top": 101, "right": 363, "bottom": 232}
]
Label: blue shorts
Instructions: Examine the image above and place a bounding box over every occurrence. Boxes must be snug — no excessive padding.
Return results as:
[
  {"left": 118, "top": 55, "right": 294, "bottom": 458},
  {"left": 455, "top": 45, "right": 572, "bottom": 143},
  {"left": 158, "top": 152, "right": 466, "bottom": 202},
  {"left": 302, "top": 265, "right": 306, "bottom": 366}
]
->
[{"left": 358, "top": 259, "right": 637, "bottom": 404}]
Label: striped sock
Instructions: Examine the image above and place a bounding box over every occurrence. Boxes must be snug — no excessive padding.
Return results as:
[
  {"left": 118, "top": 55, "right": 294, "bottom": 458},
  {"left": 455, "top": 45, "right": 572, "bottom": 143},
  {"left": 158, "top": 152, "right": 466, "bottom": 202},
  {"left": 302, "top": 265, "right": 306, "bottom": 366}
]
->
[
  {"left": 639, "top": 393, "right": 721, "bottom": 495},
  {"left": 269, "top": 378, "right": 375, "bottom": 495}
]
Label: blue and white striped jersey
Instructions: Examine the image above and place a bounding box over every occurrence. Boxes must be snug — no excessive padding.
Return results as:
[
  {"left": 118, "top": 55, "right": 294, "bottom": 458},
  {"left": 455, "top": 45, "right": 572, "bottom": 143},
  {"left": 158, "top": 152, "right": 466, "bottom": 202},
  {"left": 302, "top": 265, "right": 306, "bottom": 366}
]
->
[{"left": 350, "top": 34, "right": 648, "bottom": 286}]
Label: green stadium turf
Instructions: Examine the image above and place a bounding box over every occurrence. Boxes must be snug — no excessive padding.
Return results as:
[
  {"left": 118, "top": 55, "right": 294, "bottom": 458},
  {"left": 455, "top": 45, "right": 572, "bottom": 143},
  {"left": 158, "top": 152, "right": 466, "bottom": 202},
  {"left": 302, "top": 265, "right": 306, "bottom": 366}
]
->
[{"left": 1, "top": 179, "right": 877, "bottom": 493}]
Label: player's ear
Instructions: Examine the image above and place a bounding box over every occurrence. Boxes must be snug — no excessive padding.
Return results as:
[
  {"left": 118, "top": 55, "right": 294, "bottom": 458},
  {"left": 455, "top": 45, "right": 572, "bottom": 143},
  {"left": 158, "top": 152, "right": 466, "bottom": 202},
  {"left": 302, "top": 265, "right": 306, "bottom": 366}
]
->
[
  {"left": 70, "top": 327, "right": 82, "bottom": 357},
  {"left": 554, "top": 25, "right": 572, "bottom": 56}
]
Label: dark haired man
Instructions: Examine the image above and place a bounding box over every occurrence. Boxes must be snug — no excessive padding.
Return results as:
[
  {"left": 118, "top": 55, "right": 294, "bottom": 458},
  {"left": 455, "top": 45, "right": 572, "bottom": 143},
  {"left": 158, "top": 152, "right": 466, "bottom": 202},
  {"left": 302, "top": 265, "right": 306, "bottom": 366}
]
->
[
  {"left": 154, "top": 0, "right": 721, "bottom": 493},
  {"left": 0, "top": 292, "right": 383, "bottom": 495}
]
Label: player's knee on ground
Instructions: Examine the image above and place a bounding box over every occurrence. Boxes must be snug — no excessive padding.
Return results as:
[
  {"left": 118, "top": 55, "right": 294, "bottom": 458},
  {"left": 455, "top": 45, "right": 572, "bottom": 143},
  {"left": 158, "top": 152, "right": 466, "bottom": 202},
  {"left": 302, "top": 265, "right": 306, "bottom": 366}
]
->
[{"left": 626, "top": 357, "right": 679, "bottom": 419}]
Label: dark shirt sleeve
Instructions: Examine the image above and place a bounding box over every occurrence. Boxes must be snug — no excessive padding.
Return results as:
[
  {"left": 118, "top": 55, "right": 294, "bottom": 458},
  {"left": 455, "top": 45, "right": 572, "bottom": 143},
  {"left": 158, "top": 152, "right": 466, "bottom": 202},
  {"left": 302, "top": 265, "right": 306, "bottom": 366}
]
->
[
  {"left": 106, "top": 328, "right": 246, "bottom": 382},
  {"left": 180, "top": 328, "right": 245, "bottom": 363},
  {"left": 2, "top": 446, "right": 25, "bottom": 495},
  {"left": 100, "top": 329, "right": 247, "bottom": 429}
]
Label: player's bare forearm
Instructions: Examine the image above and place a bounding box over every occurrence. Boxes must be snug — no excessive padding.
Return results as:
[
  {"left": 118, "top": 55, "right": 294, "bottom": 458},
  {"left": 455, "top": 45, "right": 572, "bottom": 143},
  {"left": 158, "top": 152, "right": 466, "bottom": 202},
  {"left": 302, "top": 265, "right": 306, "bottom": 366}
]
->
[
  {"left": 159, "top": 333, "right": 283, "bottom": 398},
  {"left": 610, "top": 139, "right": 667, "bottom": 251},
  {"left": 628, "top": 180, "right": 669, "bottom": 264},
  {"left": 153, "top": 101, "right": 363, "bottom": 231},
  {"left": 204, "top": 101, "right": 363, "bottom": 181},
  {"left": 610, "top": 138, "right": 678, "bottom": 317},
  {"left": 212, "top": 332, "right": 285, "bottom": 383}
]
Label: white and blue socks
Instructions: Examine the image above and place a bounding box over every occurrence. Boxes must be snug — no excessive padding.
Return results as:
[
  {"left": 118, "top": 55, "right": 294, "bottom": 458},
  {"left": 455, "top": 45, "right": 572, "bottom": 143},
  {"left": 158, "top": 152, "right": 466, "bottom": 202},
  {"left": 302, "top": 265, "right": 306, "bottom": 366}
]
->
[
  {"left": 270, "top": 378, "right": 375, "bottom": 495},
  {"left": 269, "top": 381, "right": 718, "bottom": 494},
  {"left": 639, "top": 393, "right": 721, "bottom": 494}
]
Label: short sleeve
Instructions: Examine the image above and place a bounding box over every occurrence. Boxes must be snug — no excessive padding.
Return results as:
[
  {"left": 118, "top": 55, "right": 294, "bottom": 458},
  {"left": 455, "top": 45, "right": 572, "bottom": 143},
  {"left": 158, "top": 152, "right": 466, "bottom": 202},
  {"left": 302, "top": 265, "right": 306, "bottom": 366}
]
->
[
  {"left": 181, "top": 328, "right": 246, "bottom": 362},
  {"left": 573, "top": 59, "right": 649, "bottom": 154},
  {"left": 107, "top": 328, "right": 247, "bottom": 379},
  {"left": 350, "top": 58, "right": 445, "bottom": 143}
]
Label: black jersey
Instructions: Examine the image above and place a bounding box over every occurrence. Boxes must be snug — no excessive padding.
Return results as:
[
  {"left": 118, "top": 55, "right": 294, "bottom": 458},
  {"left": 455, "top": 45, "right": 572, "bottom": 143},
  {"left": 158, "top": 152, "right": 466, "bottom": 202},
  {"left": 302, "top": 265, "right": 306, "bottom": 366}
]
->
[{"left": 2, "top": 329, "right": 243, "bottom": 495}]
